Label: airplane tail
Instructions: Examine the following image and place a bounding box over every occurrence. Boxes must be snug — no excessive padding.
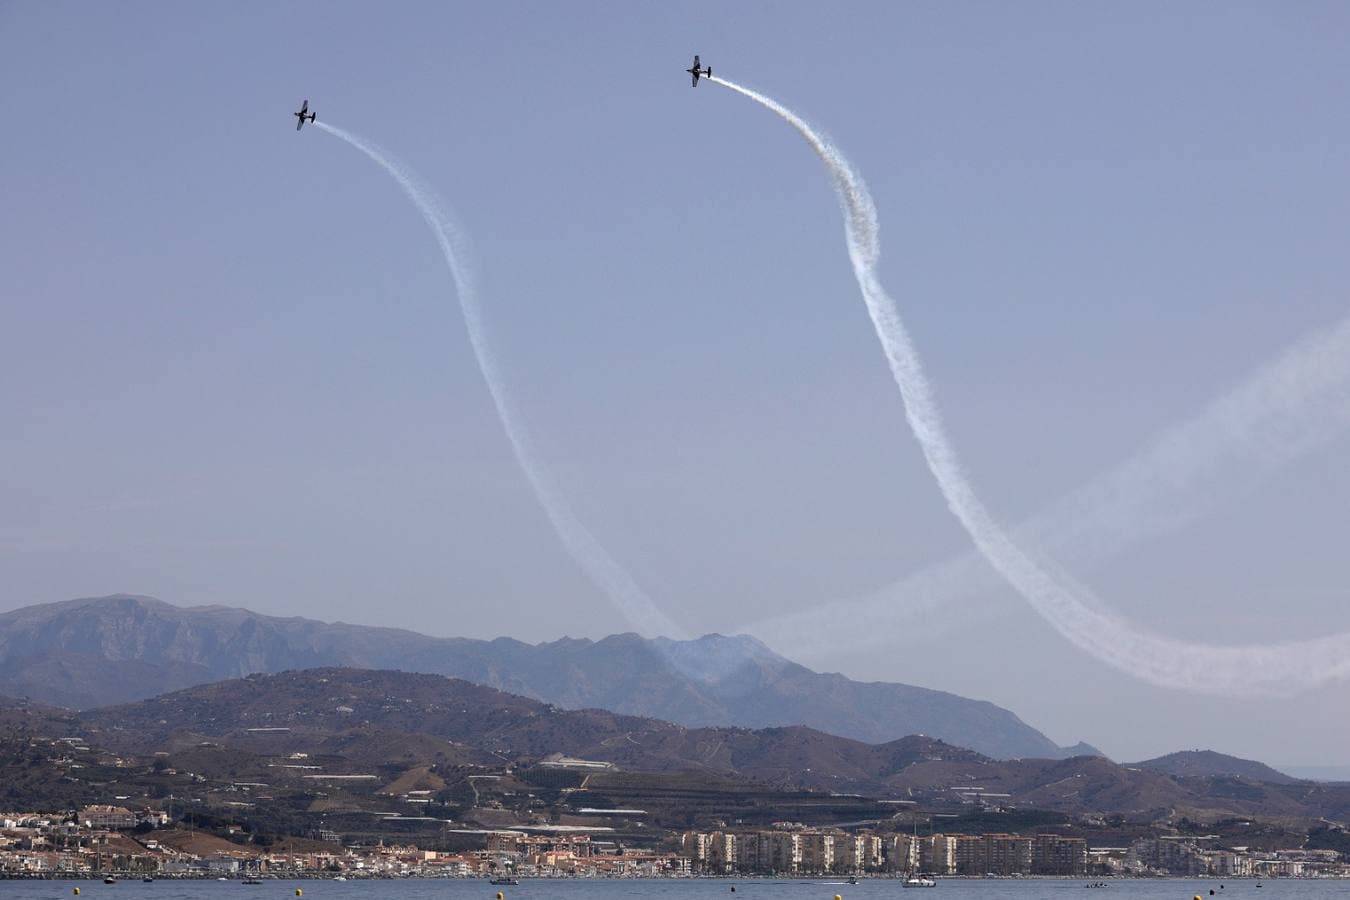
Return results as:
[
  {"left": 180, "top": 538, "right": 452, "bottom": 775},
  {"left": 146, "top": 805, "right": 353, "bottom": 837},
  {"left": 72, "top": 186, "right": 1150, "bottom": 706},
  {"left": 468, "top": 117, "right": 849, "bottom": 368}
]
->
[{"left": 707, "top": 66, "right": 712, "bottom": 78}]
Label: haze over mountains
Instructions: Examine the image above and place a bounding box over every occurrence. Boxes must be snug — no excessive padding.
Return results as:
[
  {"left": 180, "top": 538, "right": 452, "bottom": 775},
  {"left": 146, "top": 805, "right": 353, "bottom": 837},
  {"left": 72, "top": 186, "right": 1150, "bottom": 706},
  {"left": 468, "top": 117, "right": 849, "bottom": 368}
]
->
[
  {"left": 0, "top": 595, "right": 1093, "bottom": 760},
  {"left": 0, "top": 597, "right": 1340, "bottom": 832}
]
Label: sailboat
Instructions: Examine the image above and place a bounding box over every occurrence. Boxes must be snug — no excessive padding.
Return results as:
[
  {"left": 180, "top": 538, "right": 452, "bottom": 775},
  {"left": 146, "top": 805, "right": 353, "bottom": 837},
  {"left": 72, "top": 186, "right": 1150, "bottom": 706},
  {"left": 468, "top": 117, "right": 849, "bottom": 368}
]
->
[{"left": 902, "top": 817, "right": 937, "bottom": 886}]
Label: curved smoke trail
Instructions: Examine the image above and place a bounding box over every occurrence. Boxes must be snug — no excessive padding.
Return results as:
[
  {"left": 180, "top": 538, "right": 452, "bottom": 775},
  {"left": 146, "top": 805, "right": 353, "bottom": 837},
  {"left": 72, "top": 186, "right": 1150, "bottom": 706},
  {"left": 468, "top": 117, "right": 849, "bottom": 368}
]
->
[
  {"left": 315, "top": 122, "right": 684, "bottom": 638},
  {"left": 747, "top": 311, "right": 1350, "bottom": 659},
  {"left": 709, "top": 76, "right": 1350, "bottom": 695}
]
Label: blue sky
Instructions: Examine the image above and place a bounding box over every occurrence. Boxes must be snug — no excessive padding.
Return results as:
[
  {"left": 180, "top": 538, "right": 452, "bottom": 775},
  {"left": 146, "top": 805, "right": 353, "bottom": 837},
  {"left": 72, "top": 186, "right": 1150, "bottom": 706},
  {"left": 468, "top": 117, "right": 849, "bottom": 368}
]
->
[{"left": 3, "top": 1, "right": 1350, "bottom": 763}]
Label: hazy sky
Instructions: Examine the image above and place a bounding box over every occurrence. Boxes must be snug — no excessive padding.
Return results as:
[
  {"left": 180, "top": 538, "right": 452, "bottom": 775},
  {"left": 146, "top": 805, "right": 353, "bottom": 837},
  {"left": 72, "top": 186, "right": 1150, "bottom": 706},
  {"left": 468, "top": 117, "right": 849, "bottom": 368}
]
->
[{"left": 3, "top": 1, "right": 1350, "bottom": 766}]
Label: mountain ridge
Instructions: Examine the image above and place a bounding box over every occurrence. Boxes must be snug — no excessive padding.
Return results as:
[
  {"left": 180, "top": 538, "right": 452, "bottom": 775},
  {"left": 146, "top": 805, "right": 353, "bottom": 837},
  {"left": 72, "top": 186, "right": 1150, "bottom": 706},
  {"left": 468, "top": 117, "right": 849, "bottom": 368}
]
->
[{"left": 0, "top": 594, "right": 1093, "bottom": 760}]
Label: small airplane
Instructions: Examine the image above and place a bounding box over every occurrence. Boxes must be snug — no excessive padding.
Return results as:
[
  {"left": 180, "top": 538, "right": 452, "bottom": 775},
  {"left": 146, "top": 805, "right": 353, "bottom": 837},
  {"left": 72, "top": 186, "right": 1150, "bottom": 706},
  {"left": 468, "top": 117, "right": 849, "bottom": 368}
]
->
[
  {"left": 293, "top": 99, "right": 316, "bottom": 131},
  {"left": 686, "top": 54, "right": 711, "bottom": 87}
]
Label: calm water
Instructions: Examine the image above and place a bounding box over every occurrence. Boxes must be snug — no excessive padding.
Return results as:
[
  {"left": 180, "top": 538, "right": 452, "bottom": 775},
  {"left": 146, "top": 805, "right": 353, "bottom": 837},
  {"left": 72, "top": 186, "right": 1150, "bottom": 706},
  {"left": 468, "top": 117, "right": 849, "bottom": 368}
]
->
[{"left": 2, "top": 881, "right": 1347, "bottom": 900}]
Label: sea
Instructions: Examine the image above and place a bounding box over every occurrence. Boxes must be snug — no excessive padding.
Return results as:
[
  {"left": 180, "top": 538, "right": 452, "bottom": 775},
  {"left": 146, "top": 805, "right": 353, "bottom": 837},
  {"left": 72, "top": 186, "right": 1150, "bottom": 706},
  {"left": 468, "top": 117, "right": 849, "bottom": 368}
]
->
[{"left": 0, "top": 880, "right": 1342, "bottom": 900}]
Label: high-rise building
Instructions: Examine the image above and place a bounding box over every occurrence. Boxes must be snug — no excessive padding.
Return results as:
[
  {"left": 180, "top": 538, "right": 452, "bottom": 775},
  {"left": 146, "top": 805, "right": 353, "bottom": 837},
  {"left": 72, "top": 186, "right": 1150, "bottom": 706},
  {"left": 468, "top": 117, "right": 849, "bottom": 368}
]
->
[
  {"left": 681, "top": 832, "right": 711, "bottom": 866},
  {"left": 886, "top": 834, "right": 920, "bottom": 873},
  {"left": 799, "top": 832, "right": 835, "bottom": 874},
  {"left": 920, "top": 834, "right": 958, "bottom": 875},
  {"left": 1033, "top": 835, "right": 1087, "bottom": 876},
  {"left": 984, "top": 834, "right": 1033, "bottom": 875},
  {"left": 953, "top": 835, "right": 983, "bottom": 875},
  {"left": 708, "top": 833, "right": 737, "bottom": 875},
  {"left": 833, "top": 834, "right": 879, "bottom": 872},
  {"left": 765, "top": 832, "right": 803, "bottom": 874}
]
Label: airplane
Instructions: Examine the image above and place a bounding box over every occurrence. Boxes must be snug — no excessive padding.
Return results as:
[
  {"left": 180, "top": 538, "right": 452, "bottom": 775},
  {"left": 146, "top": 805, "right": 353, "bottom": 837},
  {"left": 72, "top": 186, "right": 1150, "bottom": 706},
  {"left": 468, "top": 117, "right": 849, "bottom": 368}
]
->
[
  {"left": 293, "top": 99, "right": 316, "bottom": 131},
  {"left": 686, "top": 54, "right": 711, "bottom": 87}
]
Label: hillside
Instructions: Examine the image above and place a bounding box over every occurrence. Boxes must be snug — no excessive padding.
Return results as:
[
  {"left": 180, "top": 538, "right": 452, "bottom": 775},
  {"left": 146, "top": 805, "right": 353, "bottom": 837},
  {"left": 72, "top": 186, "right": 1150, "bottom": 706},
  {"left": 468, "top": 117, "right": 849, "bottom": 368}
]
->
[
  {"left": 1133, "top": 750, "right": 1299, "bottom": 785},
  {"left": 67, "top": 668, "right": 1350, "bottom": 824},
  {"left": 0, "top": 594, "right": 1090, "bottom": 759},
  {"left": 1, "top": 667, "right": 1348, "bottom": 852},
  {"left": 77, "top": 667, "right": 983, "bottom": 792}
]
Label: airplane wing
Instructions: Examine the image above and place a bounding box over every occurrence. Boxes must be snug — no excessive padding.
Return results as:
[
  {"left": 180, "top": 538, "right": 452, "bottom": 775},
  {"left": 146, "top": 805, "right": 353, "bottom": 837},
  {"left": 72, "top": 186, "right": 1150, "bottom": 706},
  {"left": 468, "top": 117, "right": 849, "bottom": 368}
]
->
[
  {"left": 691, "top": 71, "right": 699, "bottom": 86},
  {"left": 296, "top": 116, "right": 303, "bottom": 131}
]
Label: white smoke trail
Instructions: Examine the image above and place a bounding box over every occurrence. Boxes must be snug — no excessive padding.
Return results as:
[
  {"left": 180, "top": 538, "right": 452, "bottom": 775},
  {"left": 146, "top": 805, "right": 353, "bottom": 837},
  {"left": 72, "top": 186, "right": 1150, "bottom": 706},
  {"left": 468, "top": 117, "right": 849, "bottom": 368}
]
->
[
  {"left": 315, "top": 122, "right": 684, "bottom": 638},
  {"left": 709, "top": 76, "right": 1350, "bottom": 695},
  {"left": 748, "top": 311, "right": 1350, "bottom": 660}
]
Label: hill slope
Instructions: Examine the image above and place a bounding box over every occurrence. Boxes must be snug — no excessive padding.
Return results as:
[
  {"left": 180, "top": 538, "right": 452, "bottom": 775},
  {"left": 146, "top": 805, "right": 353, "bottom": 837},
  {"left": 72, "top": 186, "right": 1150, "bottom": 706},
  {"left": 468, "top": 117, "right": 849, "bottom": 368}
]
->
[
  {"left": 76, "top": 668, "right": 985, "bottom": 792},
  {"left": 0, "top": 594, "right": 1088, "bottom": 759},
  {"left": 66, "top": 668, "right": 1350, "bottom": 823},
  {"left": 1133, "top": 750, "right": 1298, "bottom": 784}
]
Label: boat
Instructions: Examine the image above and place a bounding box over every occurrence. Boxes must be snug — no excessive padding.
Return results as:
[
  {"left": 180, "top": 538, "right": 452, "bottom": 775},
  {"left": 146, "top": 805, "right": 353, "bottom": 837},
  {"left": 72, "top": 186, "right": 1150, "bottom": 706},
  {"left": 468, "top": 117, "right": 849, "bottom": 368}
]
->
[
  {"left": 242, "top": 879, "right": 263, "bottom": 885},
  {"left": 901, "top": 819, "right": 936, "bottom": 888},
  {"left": 142, "top": 878, "right": 154, "bottom": 884},
  {"left": 103, "top": 877, "right": 117, "bottom": 884},
  {"left": 489, "top": 877, "right": 520, "bottom": 886}
]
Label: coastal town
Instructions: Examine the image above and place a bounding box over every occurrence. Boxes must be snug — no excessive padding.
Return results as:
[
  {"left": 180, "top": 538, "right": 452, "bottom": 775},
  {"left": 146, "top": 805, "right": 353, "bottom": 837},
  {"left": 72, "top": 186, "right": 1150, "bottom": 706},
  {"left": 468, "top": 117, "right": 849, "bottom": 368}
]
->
[
  {"left": 1, "top": 671, "right": 1348, "bottom": 886},
  {"left": 678, "top": 829, "right": 1349, "bottom": 878},
  {"left": 1, "top": 807, "right": 1347, "bottom": 880}
]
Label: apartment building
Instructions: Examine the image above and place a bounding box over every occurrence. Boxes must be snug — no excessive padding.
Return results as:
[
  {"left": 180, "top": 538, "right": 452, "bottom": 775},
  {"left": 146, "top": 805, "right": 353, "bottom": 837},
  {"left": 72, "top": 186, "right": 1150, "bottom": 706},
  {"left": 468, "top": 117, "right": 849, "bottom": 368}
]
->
[
  {"left": 799, "top": 832, "right": 835, "bottom": 874},
  {"left": 919, "top": 834, "right": 958, "bottom": 875},
  {"left": 707, "top": 832, "right": 737, "bottom": 874},
  {"left": 885, "top": 834, "right": 920, "bottom": 873},
  {"left": 1033, "top": 835, "right": 1088, "bottom": 876}
]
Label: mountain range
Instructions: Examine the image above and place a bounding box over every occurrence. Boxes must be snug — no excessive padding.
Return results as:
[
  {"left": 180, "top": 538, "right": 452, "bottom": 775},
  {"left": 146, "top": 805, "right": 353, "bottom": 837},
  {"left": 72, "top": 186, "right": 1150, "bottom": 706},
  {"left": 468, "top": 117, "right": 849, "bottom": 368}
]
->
[
  {"left": 0, "top": 594, "right": 1094, "bottom": 760},
  {"left": 54, "top": 667, "right": 1350, "bottom": 824}
]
